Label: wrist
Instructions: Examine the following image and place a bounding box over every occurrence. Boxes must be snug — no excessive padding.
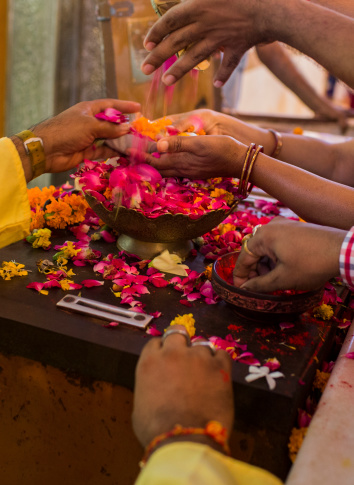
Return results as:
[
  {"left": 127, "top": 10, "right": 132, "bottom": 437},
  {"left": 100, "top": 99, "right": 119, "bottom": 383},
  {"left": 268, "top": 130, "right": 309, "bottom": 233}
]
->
[
  {"left": 10, "top": 135, "right": 33, "bottom": 183},
  {"left": 140, "top": 421, "right": 230, "bottom": 468}
]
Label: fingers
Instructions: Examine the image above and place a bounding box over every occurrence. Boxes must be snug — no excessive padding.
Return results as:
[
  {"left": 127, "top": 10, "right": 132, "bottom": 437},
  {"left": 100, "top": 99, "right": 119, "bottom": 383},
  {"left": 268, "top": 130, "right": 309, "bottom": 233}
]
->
[
  {"left": 144, "top": 3, "right": 196, "bottom": 52},
  {"left": 161, "top": 325, "right": 191, "bottom": 351},
  {"left": 157, "top": 135, "right": 197, "bottom": 154},
  {"left": 93, "top": 123, "right": 131, "bottom": 141},
  {"left": 233, "top": 242, "right": 261, "bottom": 287},
  {"left": 89, "top": 99, "right": 141, "bottom": 115},
  {"left": 214, "top": 47, "right": 246, "bottom": 87},
  {"left": 240, "top": 265, "right": 286, "bottom": 293}
]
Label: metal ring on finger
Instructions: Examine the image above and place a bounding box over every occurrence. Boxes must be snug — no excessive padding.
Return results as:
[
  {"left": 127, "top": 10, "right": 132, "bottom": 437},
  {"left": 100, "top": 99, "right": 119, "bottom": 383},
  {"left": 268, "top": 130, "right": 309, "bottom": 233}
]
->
[
  {"left": 162, "top": 327, "right": 191, "bottom": 346},
  {"left": 191, "top": 340, "right": 217, "bottom": 356},
  {"left": 242, "top": 234, "right": 258, "bottom": 258}
]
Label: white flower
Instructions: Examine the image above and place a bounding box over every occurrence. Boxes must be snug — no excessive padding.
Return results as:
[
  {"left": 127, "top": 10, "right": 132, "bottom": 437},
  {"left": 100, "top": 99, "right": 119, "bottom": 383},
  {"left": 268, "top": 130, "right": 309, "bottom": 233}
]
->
[{"left": 245, "top": 365, "right": 284, "bottom": 390}]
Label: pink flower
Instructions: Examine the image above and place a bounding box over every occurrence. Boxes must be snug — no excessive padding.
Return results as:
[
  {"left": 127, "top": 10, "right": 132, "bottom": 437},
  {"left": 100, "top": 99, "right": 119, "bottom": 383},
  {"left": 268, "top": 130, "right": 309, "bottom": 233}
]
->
[{"left": 81, "top": 279, "right": 104, "bottom": 288}]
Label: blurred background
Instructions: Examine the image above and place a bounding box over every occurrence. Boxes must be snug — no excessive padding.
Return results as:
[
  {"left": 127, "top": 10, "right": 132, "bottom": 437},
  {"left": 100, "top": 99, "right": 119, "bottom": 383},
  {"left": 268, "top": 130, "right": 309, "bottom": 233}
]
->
[{"left": 1, "top": 0, "right": 354, "bottom": 187}]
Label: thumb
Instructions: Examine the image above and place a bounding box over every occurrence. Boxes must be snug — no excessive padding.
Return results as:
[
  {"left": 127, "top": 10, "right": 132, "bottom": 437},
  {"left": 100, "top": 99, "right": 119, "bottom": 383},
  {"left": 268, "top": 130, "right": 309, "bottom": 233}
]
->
[{"left": 156, "top": 135, "right": 196, "bottom": 154}]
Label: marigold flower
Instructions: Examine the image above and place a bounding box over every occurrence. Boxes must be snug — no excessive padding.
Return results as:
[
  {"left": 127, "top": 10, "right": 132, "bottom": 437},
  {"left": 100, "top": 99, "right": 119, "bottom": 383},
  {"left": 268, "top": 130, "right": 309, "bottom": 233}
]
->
[
  {"left": 313, "top": 303, "right": 334, "bottom": 320},
  {"left": 288, "top": 427, "right": 307, "bottom": 462},
  {"left": 169, "top": 313, "right": 196, "bottom": 337},
  {"left": 312, "top": 369, "right": 330, "bottom": 393},
  {"left": 30, "top": 208, "right": 46, "bottom": 231},
  {"left": 0, "top": 261, "right": 28, "bottom": 280},
  {"left": 26, "top": 228, "right": 52, "bottom": 249}
]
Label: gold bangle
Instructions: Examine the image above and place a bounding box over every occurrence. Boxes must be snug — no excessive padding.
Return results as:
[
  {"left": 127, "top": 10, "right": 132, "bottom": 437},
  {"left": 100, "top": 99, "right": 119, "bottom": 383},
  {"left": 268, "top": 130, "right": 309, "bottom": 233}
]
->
[
  {"left": 242, "top": 234, "right": 258, "bottom": 258},
  {"left": 15, "top": 130, "right": 46, "bottom": 179},
  {"left": 242, "top": 145, "right": 263, "bottom": 193},
  {"left": 238, "top": 143, "right": 255, "bottom": 198},
  {"left": 268, "top": 129, "right": 283, "bottom": 158}
]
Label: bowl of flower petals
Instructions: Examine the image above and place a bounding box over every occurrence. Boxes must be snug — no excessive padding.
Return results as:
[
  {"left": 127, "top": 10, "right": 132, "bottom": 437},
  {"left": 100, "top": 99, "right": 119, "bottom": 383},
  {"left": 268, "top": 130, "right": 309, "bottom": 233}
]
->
[
  {"left": 212, "top": 251, "right": 324, "bottom": 321},
  {"left": 75, "top": 113, "right": 243, "bottom": 259}
]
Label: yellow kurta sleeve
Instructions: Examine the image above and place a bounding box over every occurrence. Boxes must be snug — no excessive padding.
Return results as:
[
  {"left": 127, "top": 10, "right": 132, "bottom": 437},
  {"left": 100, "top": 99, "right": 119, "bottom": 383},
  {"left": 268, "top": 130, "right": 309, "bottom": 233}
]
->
[
  {"left": 0, "top": 137, "right": 31, "bottom": 249},
  {"left": 135, "top": 442, "right": 283, "bottom": 485}
]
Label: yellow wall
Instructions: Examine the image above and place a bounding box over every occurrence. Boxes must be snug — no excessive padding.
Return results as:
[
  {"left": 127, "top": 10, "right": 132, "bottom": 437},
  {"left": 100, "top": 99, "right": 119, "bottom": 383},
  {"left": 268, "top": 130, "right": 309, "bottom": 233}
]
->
[{"left": 0, "top": 0, "right": 7, "bottom": 136}]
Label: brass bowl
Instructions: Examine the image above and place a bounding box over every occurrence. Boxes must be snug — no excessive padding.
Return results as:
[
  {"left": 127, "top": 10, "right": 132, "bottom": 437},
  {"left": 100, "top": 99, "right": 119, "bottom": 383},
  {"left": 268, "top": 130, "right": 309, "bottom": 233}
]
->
[
  {"left": 212, "top": 251, "right": 324, "bottom": 322},
  {"left": 86, "top": 193, "right": 240, "bottom": 259}
]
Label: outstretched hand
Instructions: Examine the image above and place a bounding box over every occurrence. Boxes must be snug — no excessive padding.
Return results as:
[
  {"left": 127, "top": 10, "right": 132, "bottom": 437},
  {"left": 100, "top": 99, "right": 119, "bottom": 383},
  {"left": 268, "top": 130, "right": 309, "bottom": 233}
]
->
[
  {"left": 32, "top": 99, "right": 141, "bottom": 175},
  {"left": 142, "top": 0, "right": 268, "bottom": 86},
  {"left": 132, "top": 326, "right": 234, "bottom": 449},
  {"left": 145, "top": 134, "right": 247, "bottom": 179},
  {"left": 233, "top": 218, "right": 345, "bottom": 292}
]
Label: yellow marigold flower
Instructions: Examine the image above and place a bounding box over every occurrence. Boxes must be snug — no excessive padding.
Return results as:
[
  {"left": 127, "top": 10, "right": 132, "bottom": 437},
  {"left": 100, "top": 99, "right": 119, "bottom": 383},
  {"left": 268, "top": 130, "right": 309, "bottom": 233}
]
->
[
  {"left": 218, "top": 223, "right": 236, "bottom": 235},
  {"left": 288, "top": 427, "right": 307, "bottom": 463},
  {"left": 59, "top": 279, "right": 74, "bottom": 291},
  {"left": 61, "top": 241, "right": 81, "bottom": 259},
  {"left": 210, "top": 188, "right": 234, "bottom": 205},
  {"left": 0, "top": 261, "right": 28, "bottom": 280},
  {"left": 169, "top": 313, "right": 196, "bottom": 337},
  {"left": 27, "top": 228, "right": 52, "bottom": 249},
  {"left": 313, "top": 303, "right": 334, "bottom": 320},
  {"left": 312, "top": 369, "right": 330, "bottom": 393}
]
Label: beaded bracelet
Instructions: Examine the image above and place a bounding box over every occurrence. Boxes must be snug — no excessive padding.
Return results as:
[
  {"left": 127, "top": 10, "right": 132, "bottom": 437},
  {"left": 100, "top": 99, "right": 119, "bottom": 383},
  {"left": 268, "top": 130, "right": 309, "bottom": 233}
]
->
[
  {"left": 237, "top": 144, "right": 263, "bottom": 199},
  {"left": 140, "top": 420, "right": 231, "bottom": 467},
  {"left": 268, "top": 129, "right": 283, "bottom": 158}
]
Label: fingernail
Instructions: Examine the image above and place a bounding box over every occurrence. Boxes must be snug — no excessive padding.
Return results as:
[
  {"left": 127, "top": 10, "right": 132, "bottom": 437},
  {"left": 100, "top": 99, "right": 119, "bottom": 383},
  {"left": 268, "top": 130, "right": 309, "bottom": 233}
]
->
[
  {"left": 142, "top": 64, "right": 155, "bottom": 75},
  {"left": 157, "top": 140, "right": 169, "bottom": 152},
  {"left": 213, "top": 80, "right": 224, "bottom": 88},
  {"left": 163, "top": 74, "right": 176, "bottom": 86},
  {"left": 144, "top": 42, "right": 156, "bottom": 52}
]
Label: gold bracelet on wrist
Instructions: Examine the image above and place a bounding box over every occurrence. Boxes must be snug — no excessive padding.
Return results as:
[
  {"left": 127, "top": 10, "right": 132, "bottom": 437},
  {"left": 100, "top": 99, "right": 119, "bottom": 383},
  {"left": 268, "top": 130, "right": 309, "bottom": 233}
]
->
[
  {"left": 238, "top": 143, "right": 255, "bottom": 199},
  {"left": 268, "top": 129, "right": 283, "bottom": 158},
  {"left": 243, "top": 145, "right": 263, "bottom": 191},
  {"left": 238, "top": 143, "right": 263, "bottom": 199},
  {"left": 15, "top": 130, "right": 46, "bottom": 179}
]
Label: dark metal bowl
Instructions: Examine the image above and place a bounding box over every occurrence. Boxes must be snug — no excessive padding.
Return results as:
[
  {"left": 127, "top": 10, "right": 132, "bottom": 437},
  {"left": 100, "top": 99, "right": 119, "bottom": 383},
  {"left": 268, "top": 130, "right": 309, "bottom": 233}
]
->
[{"left": 212, "top": 251, "right": 324, "bottom": 321}]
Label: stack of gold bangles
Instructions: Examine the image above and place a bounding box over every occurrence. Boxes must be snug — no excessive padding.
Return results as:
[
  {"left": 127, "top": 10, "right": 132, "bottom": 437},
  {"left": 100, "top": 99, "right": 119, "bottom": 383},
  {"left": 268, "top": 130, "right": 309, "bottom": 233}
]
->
[{"left": 237, "top": 143, "right": 263, "bottom": 199}]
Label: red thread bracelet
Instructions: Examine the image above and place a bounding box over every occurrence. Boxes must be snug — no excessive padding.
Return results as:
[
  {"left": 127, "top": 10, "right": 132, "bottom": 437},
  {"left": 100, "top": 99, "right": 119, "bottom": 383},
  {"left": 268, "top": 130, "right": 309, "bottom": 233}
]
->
[{"left": 140, "top": 420, "right": 231, "bottom": 467}]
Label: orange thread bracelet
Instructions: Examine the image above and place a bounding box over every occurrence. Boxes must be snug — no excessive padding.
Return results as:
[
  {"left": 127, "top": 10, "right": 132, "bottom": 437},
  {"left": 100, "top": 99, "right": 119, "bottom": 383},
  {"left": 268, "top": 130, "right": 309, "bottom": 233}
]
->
[{"left": 140, "top": 420, "right": 231, "bottom": 467}]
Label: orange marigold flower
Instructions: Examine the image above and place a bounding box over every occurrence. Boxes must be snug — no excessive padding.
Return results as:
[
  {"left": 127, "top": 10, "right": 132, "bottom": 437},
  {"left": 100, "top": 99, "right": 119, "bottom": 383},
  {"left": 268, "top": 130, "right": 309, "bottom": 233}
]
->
[
  {"left": 45, "top": 198, "right": 73, "bottom": 229},
  {"left": 28, "top": 185, "right": 57, "bottom": 208},
  {"left": 312, "top": 369, "right": 330, "bottom": 393},
  {"left": 30, "top": 207, "right": 45, "bottom": 231},
  {"left": 131, "top": 116, "right": 172, "bottom": 141},
  {"left": 288, "top": 427, "right": 307, "bottom": 463}
]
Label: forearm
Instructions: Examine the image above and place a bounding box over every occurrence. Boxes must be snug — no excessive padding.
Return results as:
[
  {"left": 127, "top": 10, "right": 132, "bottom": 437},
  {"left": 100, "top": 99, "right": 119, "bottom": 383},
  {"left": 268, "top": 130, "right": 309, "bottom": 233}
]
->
[
  {"left": 267, "top": 0, "right": 354, "bottom": 89},
  {"left": 311, "top": 0, "right": 354, "bottom": 17},
  {"left": 218, "top": 114, "right": 350, "bottom": 184},
  {"left": 249, "top": 152, "right": 354, "bottom": 229},
  {"left": 255, "top": 43, "right": 337, "bottom": 116}
]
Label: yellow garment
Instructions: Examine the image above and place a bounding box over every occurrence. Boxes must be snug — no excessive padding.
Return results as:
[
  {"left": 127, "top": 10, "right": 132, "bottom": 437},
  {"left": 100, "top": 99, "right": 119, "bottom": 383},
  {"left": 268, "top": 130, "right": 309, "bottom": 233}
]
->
[
  {"left": 0, "top": 137, "right": 31, "bottom": 248},
  {"left": 136, "top": 442, "right": 283, "bottom": 485}
]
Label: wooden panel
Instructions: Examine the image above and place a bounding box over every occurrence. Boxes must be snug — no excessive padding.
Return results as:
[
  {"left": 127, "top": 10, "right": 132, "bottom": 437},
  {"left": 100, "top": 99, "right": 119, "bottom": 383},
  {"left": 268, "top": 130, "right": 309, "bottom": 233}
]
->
[
  {"left": 105, "top": 0, "right": 216, "bottom": 119},
  {"left": 0, "top": 0, "right": 7, "bottom": 136}
]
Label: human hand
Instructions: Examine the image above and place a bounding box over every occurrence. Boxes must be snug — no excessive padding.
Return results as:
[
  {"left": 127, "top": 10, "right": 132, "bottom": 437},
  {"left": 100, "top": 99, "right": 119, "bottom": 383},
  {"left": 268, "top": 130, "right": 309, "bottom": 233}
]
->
[
  {"left": 233, "top": 217, "right": 346, "bottom": 292},
  {"left": 32, "top": 99, "right": 141, "bottom": 175},
  {"left": 146, "top": 134, "right": 247, "bottom": 179},
  {"left": 142, "top": 0, "right": 270, "bottom": 86},
  {"left": 132, "top": 325, "right": 234, "bottom": 449}
]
